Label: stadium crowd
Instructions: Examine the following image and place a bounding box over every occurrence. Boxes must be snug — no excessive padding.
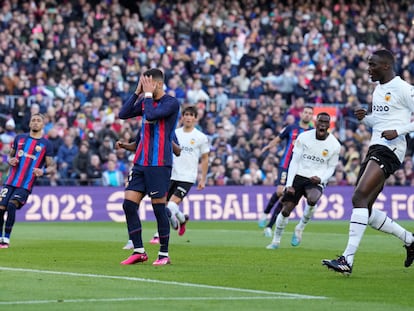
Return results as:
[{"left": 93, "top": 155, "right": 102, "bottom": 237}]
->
[{"left": 0, "top": 0, "right": 414, "bottom": 187}]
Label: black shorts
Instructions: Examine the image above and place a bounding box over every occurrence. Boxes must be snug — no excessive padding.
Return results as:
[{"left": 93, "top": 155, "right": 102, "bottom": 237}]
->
[
  {"left": 358, "top": 144, "right": 401, "bottom": 181},
  {"left": 282, "top": 175, "right": 323, "bottom": 205},
  {"left": 167, "top": 180, "right": 193, "bottom": 201}
]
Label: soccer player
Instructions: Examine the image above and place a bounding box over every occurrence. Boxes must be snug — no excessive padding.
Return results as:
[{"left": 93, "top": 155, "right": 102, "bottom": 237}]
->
[
  {"left": 149, "top": 105, "right": 210, "bottom": 244},
  {"left": 118, "top": 68, "right": 180, "bottom": 266},
  {"left": 266, "top": 112, "right": 340, "bottom": 250},
  {"left": 259, "top": 106, "right": 314, "bottom": 239},
  {"left": 322, "top": 49, "right": 414, "bottom": 275},
  {"left": 116, "top": 132, "right": 181, "bottom": 249},
  {"left": 0, "top": 113, "right": 55, "bottom": 248}
]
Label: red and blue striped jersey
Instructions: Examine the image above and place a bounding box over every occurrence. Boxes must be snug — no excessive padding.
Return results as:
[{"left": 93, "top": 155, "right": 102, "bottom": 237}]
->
[
  {"left": 278, "top": 124, "right": 313, "bottom": 169},
  {"left": 5, "top": 134, "right": 53, "bottom": 191},
  {"left": 119, "top": 93, "right": 180, "bottom": 167}
]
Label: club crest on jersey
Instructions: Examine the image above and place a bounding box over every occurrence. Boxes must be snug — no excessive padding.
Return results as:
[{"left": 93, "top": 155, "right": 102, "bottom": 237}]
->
[
  {"left": 384, "top": 92, "right": 391, "bottom": 102},
  {"left": 35, "top": 145, "right": 42, "bottom": 152},
  {"left": 322, "top": 149, "right": 329, "bottom": 157},
  {"left": 190, "top": 138, "right": 195, "bottom": 145}
]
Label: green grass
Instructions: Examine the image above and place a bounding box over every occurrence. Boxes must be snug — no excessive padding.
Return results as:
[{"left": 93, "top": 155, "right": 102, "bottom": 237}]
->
[{"left": 0, "top": 221, "right": 413, "bottom": 311}]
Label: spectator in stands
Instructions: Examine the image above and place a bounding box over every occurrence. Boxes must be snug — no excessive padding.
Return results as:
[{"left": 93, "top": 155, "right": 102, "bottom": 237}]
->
[
  {"left": 98, "top": 136, "right": 114, "bottom": 164},
  {"left": 11, "top": 97, "right": 28, "bottom": 133},
  {"left": 87, "top": 154, "right": 103, "bottom": 186},
  {"left": 56, "top": 135, "right": 78, "bottom": 185},
  {"left": 45, "top": 127, "right": 64, "bottom": 158},
  {"left": 2, "top": 0, "right": 414, "bottom": 188},
  {"left": 102, "top": 159, "right": 124, "bottom": 187},
  {"left": 72, "top": 141, "right": 92, "bottom": 186}
]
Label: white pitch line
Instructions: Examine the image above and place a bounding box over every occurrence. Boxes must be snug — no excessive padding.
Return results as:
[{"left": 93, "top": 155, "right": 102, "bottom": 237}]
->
[
  {"left": 0, "top": 296, "right": 321, "bottom": 305},
  {"left": 0, "top": 266, "right": 327, "bottom": 301}
]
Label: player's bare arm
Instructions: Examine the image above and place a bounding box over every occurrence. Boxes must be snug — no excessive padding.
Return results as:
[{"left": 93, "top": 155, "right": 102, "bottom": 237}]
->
[{"left": 7, "top": 149, "right": 17, "bottom": 166}]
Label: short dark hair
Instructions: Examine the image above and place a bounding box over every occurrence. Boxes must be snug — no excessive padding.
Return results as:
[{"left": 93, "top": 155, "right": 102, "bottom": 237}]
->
[
  {"left": 143, "top": 68, "right": 164, "bottom": 81},
  {"left": 373, "top": 49, "right": 395, "bottom": 66},
  {"left": 31, "top": 113, "right": 45, "bottom": 120},
  {"left": 317, "top": 112, "right": 330, "bottom": 120},
  {"left": 182, "top": 105, "right": 198, "bottom": 118}
]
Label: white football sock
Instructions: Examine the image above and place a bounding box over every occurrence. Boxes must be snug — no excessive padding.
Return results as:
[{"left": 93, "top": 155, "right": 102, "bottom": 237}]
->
[
  {"left": 296, "top": 204, "right": 315, "bottom": 231},
  {"left": 368, "top": 209, "right": 413, "bottom": 245},
  {"left": 168, "top": 201, "right": 185, "bottom": 223},
  {"left": 273, "top": 213, "right": 289, "bottom": 244},
  {"left": 343, "top": 208, "right": 368, "bottom": 266},
  {"left": 134, "top": 247, "right": 145, "bottom": 253}
]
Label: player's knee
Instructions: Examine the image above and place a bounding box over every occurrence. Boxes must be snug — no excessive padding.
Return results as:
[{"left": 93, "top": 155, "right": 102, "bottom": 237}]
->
[
  {"left": 281, "top": 210, "right": 290, "bottom": 217},
  {"left": 8, "top": 200, "right": 21, "bottom": 210},
  {"left": 307, "top": 197, "right": 319, "bottom": 206},
  {"left": 352, "top": 188, "right": 367, "bottom": 206},
  {"left": 122, "top": 199, "right": 138, "bottom": 214},
  {"left": 281, "top": 203, "right": 294, "bottom": 217}
]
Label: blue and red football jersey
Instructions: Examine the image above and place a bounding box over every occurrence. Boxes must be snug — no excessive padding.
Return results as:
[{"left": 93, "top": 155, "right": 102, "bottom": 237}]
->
[{"left": 5, "top": 134, "right": 53, "bottom": 191}]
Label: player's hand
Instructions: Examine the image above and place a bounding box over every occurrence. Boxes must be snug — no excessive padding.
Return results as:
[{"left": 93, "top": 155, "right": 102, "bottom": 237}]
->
[
  {"left": 33, "top": 167, "right": 43, "bottom": 177},
  {"left": 141, "top": 75, "right": 157, "bottom": 93},
  {"left": 285, "top": 186, "right": 295, "bottom": 195},
  {"left": 309, "top": 176, "right": 321, "bottom": 185},
  {"left": 8, "top": 157, "right": 18, "bottom": 166},
  {"left": 197, "top": 180, "right": 206, "bottom": 190},
  {"left": 354, "top": 108, "right": 367, "bottom": 121},
  {"left": 115, "top": 140, "right": 123, "bottom": 149},
  {"left": 134, "top": 77, "right": 143, "bottom": 95},
  {"left": 381, "top": 130, "right": 398, "bottom": 140}
]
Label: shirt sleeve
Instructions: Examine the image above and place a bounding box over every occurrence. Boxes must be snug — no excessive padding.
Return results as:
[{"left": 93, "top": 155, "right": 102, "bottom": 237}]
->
[
  {"left": 119, "top": 93, "right": 143, "bottom": 119},
  {"left": 394, "top": 87, "right": 414, "bottom": 135},
  {"left": 144, "top": 96, "right": 180, "bottom": 121},
  {"left": 362, "top": 114, "right": 374, "bottom": 128}
]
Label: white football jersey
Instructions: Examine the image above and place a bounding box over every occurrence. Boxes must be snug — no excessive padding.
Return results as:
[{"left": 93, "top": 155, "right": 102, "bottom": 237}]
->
[
  {"left": 171, "top": 127, "right": 210, "bottom": 183},
  {"left": 286, "top": 129, "right": 341, "bottom": 187},
  {"left": 363, "top": 76, "right": 414, "bottom": 163}
]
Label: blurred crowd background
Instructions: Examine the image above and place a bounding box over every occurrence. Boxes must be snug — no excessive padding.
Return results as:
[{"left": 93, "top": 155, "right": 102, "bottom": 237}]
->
[{"left": 0, "top": 0, "right": 414, "bottom": 187}]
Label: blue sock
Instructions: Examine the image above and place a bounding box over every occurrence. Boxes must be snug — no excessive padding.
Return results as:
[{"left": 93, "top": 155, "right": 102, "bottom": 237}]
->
[
  {"left": 0, "top": 209, "right": 5, "bottom": 237},
  {"left": 122, "top": 199, "right": 143, "bottom": 249},
  {"left": 153, "top": 203, "right": 170, "bottom": 255}
]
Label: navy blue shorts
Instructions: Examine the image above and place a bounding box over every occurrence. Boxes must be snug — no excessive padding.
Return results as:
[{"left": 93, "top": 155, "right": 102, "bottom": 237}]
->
[
  {"left": 126, "top": 165, "right": 172, "bottom": 198},
  {"left": 0, "top": 185, "right": 30, "bottom": 208},
  {"left": 277, "top": 167, "right": 288, "bottom": 186}
]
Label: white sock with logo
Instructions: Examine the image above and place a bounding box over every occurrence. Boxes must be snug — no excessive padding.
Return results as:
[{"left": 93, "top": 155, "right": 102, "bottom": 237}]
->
[
  {"left": 273, "top": 213, "right": 289, "bottom": 245},
  {"left": 343, "top": 208, "right": 368, "bottom": 266},
  {"left": 368, "top": 209, "right": 413, "bottom": 245}
]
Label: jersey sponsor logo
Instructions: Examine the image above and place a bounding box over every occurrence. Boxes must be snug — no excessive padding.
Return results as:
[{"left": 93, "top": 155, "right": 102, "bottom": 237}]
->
[
  {"left": 302, "top": 153, "right": 325, "bottom": 163},
  {"left": 17, "top": 150, "right": 37, "bottom": 160},
  {"left": 372, "top": 104, "right": 389, "bottom": 112},
  {"left": 181, "top": 146, "right": 194, "bottom": 152}
]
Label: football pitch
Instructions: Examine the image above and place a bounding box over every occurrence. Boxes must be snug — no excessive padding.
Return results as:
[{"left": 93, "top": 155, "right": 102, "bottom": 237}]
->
[{"left": 0, "top": 220, "right": 413, "bottom": 311}]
